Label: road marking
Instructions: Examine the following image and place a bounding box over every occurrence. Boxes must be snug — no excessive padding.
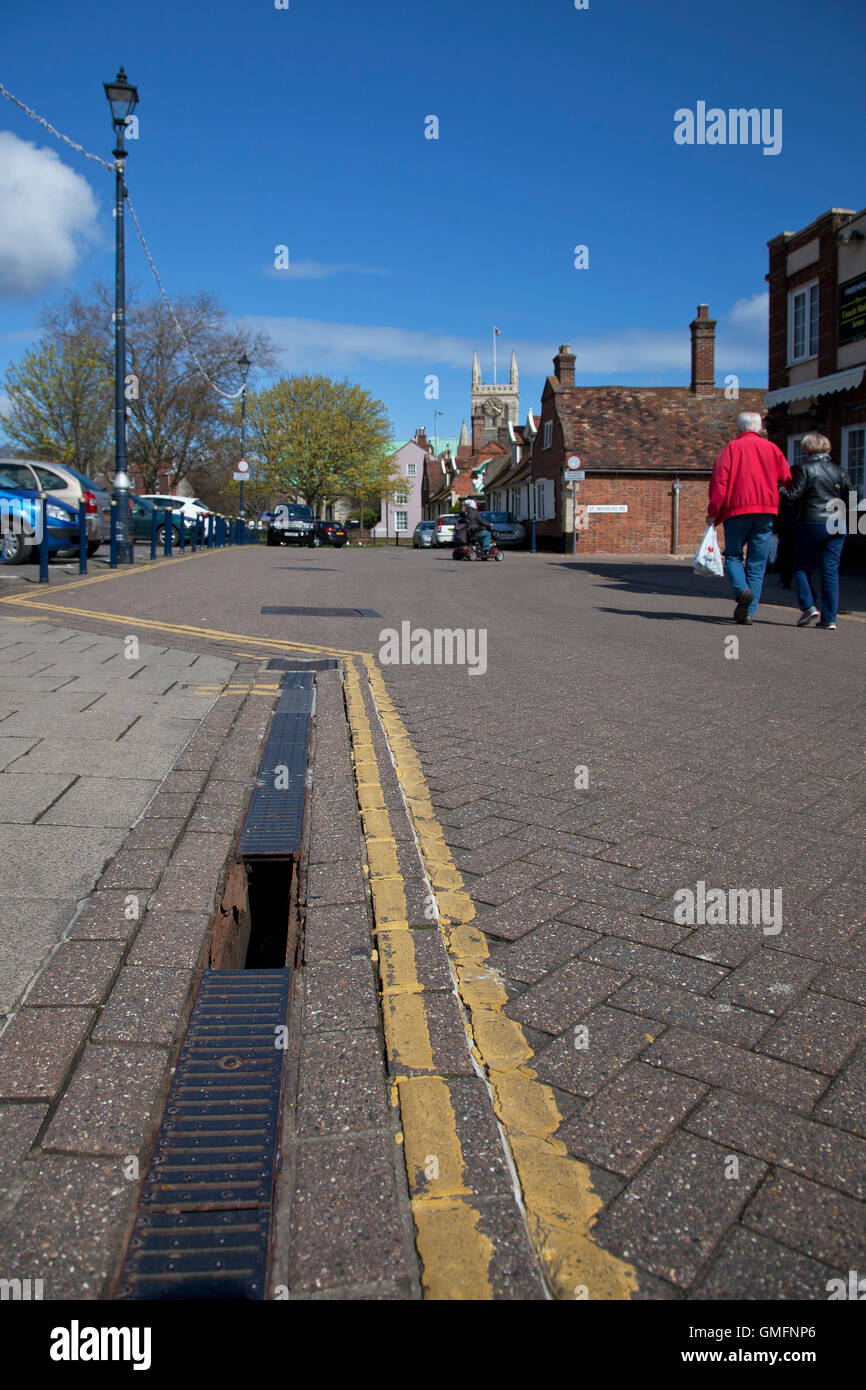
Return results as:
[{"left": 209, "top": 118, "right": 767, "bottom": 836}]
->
[
  {"left": 342, "top": 659, "right": 495, "bottom": 1300},
  {"left": 363, "top": 654, "right": 638, "bottom": 1301}
]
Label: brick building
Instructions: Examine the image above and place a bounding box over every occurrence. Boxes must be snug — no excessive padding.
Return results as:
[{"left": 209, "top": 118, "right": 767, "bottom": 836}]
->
[
  {"left": 764, "top": 206, "right": 866, "bottom": 501},
  {"left": 530, "top": 309, "right": 765, "bottom": 555}
]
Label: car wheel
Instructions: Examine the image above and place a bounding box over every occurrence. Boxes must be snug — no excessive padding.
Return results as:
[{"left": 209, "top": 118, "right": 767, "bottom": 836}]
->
[
  {"left": 0, "top": 531, "right": 33, "bottom": 564},
  {"left": 495, "top": 550, "right": 504, "bottom": 560},
  {"left": 266, "top": 532, "right": 278, "bottom": 547},
  {"left": 86, "top": 540, "right": 101, "bottom": 557}
]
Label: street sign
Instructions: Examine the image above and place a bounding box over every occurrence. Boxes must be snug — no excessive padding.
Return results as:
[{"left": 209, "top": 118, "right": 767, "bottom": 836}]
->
[
  {"left": 235, "top": 459, "right": 250, "bottom": 474},
  {"left": 563, "top": 469, "right": 585, "bottom": 481},
  {"left": 587, "top": 504, "right": 628, "bottom": 514},
  {"left": 566, "top": 455, "right": 581, "bottom": 468},
  {"left": 232, "top": 471, "right": 248, "bottom": 482}
]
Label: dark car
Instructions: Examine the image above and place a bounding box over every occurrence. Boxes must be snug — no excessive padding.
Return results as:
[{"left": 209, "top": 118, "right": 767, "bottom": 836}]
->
[
  {"left": 267, "top": 502, "right": 315, "bottom": 547},
  {"left": 130, "top": 496, "right": 195, "bottom": 547},
  {"left": 0, "top": 471, "right": 80, "bottom": 564},
  {"left": 313, "top": 519, "right": 347, "bottom": 547},
  {"left": 479, "top": 510, "right": 527, "bottom": 547}
]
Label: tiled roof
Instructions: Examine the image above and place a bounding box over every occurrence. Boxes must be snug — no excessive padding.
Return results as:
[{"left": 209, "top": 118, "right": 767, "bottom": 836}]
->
[{"left": 543, "top": 385, "right": 766, "bottom": 472}]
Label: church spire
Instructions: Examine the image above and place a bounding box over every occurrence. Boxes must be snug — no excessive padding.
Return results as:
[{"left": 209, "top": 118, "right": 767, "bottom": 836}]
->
[
  {"left": 458, "top": 419, "right": 469, "bottom": 447},
  {"left": 510, "top": 350, "right": 518, "bottom": 387},
  {"left": 472, "top": 352, "right": 481, "bottom": 387}
]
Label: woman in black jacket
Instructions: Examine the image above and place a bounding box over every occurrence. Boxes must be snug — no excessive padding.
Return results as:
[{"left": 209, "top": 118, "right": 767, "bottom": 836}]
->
[{"left": 782, "top": 433, "right": 852, "bottom": 629}]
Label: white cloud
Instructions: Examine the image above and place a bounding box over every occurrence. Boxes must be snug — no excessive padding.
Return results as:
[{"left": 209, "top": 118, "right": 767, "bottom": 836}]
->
[
  {"left": 0, "top": 132, "right": 100, "bottom": 300},
  {"left": 245, "top": 295, "right": 769, "bottom": 379}
]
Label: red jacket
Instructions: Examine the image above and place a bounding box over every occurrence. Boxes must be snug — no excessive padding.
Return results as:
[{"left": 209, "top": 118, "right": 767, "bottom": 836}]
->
[{"left": 708, "top": 432, "right": 792, "bottom": 523}]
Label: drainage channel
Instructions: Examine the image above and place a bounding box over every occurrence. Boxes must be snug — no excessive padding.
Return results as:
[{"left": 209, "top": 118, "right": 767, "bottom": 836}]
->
[{"left": 116, "top": 669, "right": 319, "bottom": 1300}]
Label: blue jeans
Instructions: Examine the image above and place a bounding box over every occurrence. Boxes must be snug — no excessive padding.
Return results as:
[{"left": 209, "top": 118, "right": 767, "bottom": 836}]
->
[
  {"left": 722, "top": 515, "right": 775, "bottom": 617},
  {"left": 793, "top": 521, "right": 845, "bottom": 624},
  {"left": 475, "top": 528, "right": 491, "bottom": 552}
]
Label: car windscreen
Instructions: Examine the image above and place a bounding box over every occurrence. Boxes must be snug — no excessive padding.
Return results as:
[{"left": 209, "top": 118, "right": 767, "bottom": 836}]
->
[
  {"left": 480, "top": 512, "right": 509, "bottom": 524},
  {"left": 276, "top": 505, "right": 313, "bottom": 519}
]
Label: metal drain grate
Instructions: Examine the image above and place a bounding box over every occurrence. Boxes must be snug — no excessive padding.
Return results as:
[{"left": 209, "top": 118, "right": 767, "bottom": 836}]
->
[
  {"left": 238, "top": 673, "right": 313, "bottom": 861},
  {"left": 267, "top": 657, "right": 339, "bottom": 672},
  {"left": 261, "top": 605, "right": 381, "bottom": 618},
  {"left": 116, "top": 969, "right": 290, "bottom": 1300}
]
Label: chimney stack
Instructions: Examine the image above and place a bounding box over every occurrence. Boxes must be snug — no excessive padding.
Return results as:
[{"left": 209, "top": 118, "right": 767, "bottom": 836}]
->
[
  {"left": 690, "top": 304, "right": 716, "bottom": 396},
  {"left": 553, "top": 344, "right": 576, "bottom": 387},
  {"left": 414, "top": 426, "right": 428, "bottom": 450},
  {"left": 497, "top": 419, "right": 511, "bottom": 448},
  {"left": 471, "top": 410, "right": 485, "bottom": 453}
]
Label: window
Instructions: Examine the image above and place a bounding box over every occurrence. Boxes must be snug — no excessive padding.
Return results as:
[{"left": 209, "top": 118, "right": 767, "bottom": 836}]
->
[
  {"left": 543, "top": 420, "right": 553, "bottom": 450},
  {"left": 34, "top": 468, "right": 68, "bottom": 492},
  {"left": 406, "top": 462, "right": 416, "bottom": 478},
  {"left": 394, "top": 510, "right": 408, "bottom": 532},
  {"left": 843, "top": 426, "right": 865, "bottom": 493},
  {"left": 394, "top": 490, "right": 407, "bottom": 504},
  {"left": 0, "top": 463, "right": 38, "bottom": 490},
  {"left": 787, "top": 434, "right": 806, "bottom": 470},
  {"left": 789, "top": 281, "right": 819, "bottom": 363}
]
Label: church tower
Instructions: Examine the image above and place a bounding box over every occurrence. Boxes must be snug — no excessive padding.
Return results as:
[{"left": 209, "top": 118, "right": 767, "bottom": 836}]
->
[{"left": 470, "top": 349, "right": 519, "bottom": 444}]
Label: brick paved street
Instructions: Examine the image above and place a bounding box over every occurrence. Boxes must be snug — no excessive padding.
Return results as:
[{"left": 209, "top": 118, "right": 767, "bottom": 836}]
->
[{"left": 0, "top": 543, "right": 864, "bottom": 1303}]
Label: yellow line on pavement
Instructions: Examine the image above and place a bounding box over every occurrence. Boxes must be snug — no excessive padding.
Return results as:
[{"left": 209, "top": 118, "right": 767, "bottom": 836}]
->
[
  {"left": 362, "top": 654, "right": 638, "bottom": 1301},
  {"left": 0, "top": 548, "right": 214, "bottom": 606},
  {"left": 342, "top": 658, "right": 495, "bottom": 1300},
  {"left": 0, "top": 600, "right": 371, "bottom": 660}
]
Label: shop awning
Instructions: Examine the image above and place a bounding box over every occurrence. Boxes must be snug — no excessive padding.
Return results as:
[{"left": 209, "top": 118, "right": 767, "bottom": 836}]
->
[{"left": 765, "top": 365, "right": 864, "bottom": 407}]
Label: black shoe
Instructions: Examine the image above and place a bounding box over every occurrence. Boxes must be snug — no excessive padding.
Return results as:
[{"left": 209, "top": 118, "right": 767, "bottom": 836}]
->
[{"left": 734, "top": 589, "right": 754, "bottom": 624}]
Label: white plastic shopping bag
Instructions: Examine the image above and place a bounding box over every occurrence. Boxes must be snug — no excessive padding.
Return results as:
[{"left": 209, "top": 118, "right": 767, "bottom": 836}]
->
[{"left": 693, "top": 523, "right": 724, "bottom": 578}]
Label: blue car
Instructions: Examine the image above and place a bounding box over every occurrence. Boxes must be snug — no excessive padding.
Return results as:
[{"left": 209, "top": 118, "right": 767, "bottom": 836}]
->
[{"left": 0, "top": 471, "right": 79, "bottom": 565}]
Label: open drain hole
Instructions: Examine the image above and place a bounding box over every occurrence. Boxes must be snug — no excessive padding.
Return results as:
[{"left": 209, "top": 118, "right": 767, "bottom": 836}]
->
[{"left": 209, "top": 858, "right": 298, "bottom": 971}]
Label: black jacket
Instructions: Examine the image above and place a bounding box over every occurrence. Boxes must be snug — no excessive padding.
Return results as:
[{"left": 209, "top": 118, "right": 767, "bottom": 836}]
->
[
  {"left": 461, "top": 509, "right": 493, "bottom": 538},
  {"left": 782, "top": 454, "right": 853, "bottom": 525}
]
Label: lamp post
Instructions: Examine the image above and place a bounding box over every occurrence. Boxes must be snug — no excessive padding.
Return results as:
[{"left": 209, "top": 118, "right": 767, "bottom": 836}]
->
[
  {"left": 237, "top": 352, "right": 251, "bottom": 519},
  {"left": 433, "top": 409, "right": 443, "bottom": 457},
  {"left": 104, "top": 66, "right": 139, "bottom": 564}
]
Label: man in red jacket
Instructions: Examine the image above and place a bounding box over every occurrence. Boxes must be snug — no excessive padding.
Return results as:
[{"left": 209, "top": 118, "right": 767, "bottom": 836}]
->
[{"left": 707, "top": 412, "right": 792, "bottom": 624}]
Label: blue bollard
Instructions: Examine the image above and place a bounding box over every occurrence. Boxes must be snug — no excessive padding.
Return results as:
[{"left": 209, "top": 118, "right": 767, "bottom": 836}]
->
[
  {"left": 208, "top": 514, "right": 214, "bottom": 549},
  {"left": 164, "top": 510, "right": 173, "bottom": 557},
  {"left": 150, "top": 507, "right": 157, "bottom": 560},
  {"left": 78, "top": 501, "right": 88, "bottom": 575},
  {"left": 38, "top": 495, "right": 49, "bottom": 583},
  {"left": 110, "top": 501, "right": 118, "bottom": 568},
  {"left": 179, "top": 515, "right": 186, "bottom": 553}
]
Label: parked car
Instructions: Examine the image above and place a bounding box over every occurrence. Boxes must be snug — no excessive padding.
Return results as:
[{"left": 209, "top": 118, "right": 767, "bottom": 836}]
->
[
  {"left": 479, "top": 510, "right": 527, "bottom": 548},
  {"left": 412, "top": 520, "right": 437, "bottom": 548},
  {"left": 140, "top": 495, "right": 212, "bottom": 526},
  {"left": 0, "top": 457, "right": 109, "bottom": 554},
  {"left": 267, "top": 502, "right": 315, "bottom": 547},
  {"left": 130, "top": 496, "right": 195, "bottom": 547},
  {"left": 435, "top": 514, "right": 460, "bottom": 546},
  {"left": 313, "top": 519, "right": 347, "bottom": 547},
  {"left": 0, "top": 470, "right": 80, "bottom": 564}
]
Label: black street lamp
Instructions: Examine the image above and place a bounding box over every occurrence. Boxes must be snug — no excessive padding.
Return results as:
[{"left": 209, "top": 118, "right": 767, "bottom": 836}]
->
[
  {"left": 238, "top": 352, "right": 251, "bottom": 518},
  {"left": 104, "top": 65, "right": 138, "bottom": 563}
]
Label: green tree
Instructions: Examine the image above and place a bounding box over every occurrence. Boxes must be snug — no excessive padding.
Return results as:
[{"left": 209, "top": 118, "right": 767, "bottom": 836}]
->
[
  {"left": 1, "top": 336, "right": 112, "bottom": 477},
  {"left": 247, "top": 375, "right": 395, "bottom": 514}
]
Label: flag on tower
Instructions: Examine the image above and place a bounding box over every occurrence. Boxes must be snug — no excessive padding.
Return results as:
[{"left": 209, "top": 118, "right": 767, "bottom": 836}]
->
[{"left": 494, "top": 326, "right": 500, "bottom": 335}]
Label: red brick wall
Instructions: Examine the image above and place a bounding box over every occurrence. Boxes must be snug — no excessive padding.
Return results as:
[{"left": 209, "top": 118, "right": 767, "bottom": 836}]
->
[{"left": 536, "top": 474, "right": 711, "bottom": 555}]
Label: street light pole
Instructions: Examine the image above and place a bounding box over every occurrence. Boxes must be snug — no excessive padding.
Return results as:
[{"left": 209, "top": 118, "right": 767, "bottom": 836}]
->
[
  {"left": 104, "top": 66, "right": 139, "bottom": 565},
  {"left": 238, "top": 352, "right": 251, "bottom": 519}
]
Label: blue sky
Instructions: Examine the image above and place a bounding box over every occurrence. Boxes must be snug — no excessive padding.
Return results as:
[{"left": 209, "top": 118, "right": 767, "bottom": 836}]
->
[{"left": 1, "top": 0, "right": 865, "bottom": 444}]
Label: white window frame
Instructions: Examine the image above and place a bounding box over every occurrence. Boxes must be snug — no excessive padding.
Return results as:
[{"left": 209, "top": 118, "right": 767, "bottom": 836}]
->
[
  {"left": 787, "top": 433, "right": 807, "bottom": 470},
  {"left": 406, "top": 461, "right": 416, "bottom": 478},
  {"left": 394, "top": 509, "right": 408, "bottom": 532},
  {"left": 842, "top": 425, "right": 866, "bottom": 494},
  {"left": 788, "top": 279, "right": 819, "bottom": 364},
  {"left": 394, "top": 489, "right": 408, "bottom": 505},
  {"left": 543, "top": 420, "right": 553, "bottom": 450}
]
